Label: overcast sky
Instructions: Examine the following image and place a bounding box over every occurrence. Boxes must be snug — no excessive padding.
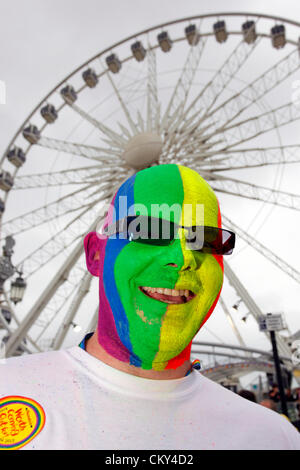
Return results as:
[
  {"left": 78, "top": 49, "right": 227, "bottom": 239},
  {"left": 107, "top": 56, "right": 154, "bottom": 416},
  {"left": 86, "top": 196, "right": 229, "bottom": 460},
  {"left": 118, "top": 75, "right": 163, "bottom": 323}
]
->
[{"left": 0, "top": 0, "right": 299, "bottom": 372}]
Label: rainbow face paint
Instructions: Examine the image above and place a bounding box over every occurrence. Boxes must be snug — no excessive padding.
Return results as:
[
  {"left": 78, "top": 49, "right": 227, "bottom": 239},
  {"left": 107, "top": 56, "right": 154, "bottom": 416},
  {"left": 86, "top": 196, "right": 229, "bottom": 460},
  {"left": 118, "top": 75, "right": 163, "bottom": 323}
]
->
[{"left": 84, "top": 164, "right": 224, "bottom": 371}]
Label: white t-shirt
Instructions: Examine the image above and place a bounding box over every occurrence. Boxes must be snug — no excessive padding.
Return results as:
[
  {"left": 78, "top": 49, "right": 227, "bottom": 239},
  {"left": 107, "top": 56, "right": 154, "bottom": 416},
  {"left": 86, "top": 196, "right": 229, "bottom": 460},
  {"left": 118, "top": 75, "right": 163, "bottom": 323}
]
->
[{"left": 1, "top": 346, "right": 299, "bottom": 450}]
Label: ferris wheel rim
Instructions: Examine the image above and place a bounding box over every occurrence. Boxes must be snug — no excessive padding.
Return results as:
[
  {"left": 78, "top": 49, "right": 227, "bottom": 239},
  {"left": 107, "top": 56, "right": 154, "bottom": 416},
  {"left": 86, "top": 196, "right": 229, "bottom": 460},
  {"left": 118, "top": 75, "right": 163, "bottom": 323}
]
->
[
  {"left": 1, "top": 10, "right": 300, "bottom": 167},
  {"left": 1, "top": 11, "right": 299, "bottom": 360}
]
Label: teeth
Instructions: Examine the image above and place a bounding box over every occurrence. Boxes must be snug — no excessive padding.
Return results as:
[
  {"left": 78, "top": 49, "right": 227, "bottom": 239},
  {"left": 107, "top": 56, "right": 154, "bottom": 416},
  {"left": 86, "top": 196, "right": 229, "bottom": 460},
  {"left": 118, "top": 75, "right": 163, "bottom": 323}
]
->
[{"left": 142, "top": 287, "right": 191, "bottom": 297}]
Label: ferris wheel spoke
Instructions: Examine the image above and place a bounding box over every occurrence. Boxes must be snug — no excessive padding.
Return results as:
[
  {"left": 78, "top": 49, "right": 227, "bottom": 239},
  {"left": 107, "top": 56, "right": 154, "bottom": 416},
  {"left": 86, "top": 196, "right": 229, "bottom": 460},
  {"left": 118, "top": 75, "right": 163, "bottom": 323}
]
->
[
  {"left": 136, "top": 110, "right": 145, "bottom": 133},
  {"left": 223, "top": 214, "right": 300, "bottom": 284},
  {"left": 192, "top": 145, "right": 300, "bottom": 171},
  {"left": 38, "top": 136, "right": 123, "bottom": 161},
  {"left": 33, "top": 267, "right": 86, "bottom": 341},
  {"left": 2, "top": 289, "right": 41, "bottom": 353},
  {"left": 52, "top": 270, "right": 93, "bottom": 349},
  {"left": 70, "top": 102, "right": 127, "bottom": 149},
  {"left": 34, "top": 267, "right": 88, "bottom": 351},
  {"left": 180, "top": 31, "right": 261, "bottom": 132},
  {"left": 146, "top": 47, "right": 160, "bottom": 133},
  {"left": 209, "top": 174, "right": 300, "bottom": 211},
  {"left": 35, "top": 261, "right": 96, "bottom": 351},
  {"left": 13, "top": 166, "right": 106, "bottom": 189},
  {"left": 208, "top": 101, "right": 300, "bottom": 151},
  {"left": 160, "top": 35, "right": 207, "bottom": 132},
  {"left": 106, "top": 71, "right": 139, "bottom": 136},
  {"left": 18, "top": 187, "right": 113, "bottom": 278},
  {"left": 4, "top": 228, "right": 96, "bottom": 356},
  {"left": 206, "top": 46, "right": 300, "bottom": 128},
  {"left": 18, "top": 205, "right": 96, "bottom": 278},
  {"left": 2, "top": 181, "right": 104, "bottom": 236},
  {"left": 14, "top": 188, "right": 107, "bottom": 238}
]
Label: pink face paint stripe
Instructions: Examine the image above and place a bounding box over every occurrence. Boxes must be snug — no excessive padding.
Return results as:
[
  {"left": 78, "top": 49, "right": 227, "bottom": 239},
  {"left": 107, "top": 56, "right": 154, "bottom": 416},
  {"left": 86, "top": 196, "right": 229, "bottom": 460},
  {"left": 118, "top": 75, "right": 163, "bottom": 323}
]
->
[{"left": 97, "top": 194, "right": 131, "bottom": 363}]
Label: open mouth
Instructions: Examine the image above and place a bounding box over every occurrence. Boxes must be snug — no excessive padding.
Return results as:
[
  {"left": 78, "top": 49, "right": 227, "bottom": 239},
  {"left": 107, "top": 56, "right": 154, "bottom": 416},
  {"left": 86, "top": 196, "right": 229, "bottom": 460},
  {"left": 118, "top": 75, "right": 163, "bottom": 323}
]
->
[{"left": 139, "top": 286, "right": 196, "bottom": 304}]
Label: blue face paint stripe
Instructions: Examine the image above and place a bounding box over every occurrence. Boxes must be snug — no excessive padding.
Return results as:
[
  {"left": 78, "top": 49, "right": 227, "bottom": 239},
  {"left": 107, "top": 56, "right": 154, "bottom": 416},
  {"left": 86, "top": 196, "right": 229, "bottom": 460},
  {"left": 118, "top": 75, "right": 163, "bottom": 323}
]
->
[{"left": 103, "top": 174, "right": 142, "bottom": 366}]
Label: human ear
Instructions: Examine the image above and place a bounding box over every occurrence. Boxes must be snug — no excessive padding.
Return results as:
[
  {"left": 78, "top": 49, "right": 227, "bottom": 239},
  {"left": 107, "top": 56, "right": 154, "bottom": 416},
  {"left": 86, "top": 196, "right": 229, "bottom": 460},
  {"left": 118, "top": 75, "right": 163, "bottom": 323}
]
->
[{"left": 84, "top": 231, "right": 102, "bottom": 277}]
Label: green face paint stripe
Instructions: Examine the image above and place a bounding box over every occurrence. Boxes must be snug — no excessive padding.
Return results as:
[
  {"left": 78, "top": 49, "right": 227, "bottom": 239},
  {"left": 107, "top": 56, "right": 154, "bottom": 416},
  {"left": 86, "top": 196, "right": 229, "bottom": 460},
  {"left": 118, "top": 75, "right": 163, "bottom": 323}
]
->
[
  {"left": 114, "top": 243, "right": 169, "bottom": 369},
  {"left": 153, "top": 166, "right": 223, "bottom": 370},
  {"left": 133, "top": 164, "right": 185, "bottom": 224},
  {"left": 125, "top": 165, "right": 185, "bottom": 369}
]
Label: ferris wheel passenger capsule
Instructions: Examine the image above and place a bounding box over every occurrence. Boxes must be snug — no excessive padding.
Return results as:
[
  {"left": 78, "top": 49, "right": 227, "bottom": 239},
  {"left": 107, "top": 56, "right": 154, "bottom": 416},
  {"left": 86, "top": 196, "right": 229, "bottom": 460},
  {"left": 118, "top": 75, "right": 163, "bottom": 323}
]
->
[
  {"left": 0, "top": 198, "right": 5, "bottom": 214},
  {"left": 22, "top": 124, "right": 40, "bottom": 144},
  {"left": 0, "top": 171, "right": 13, "bottom": 191},
  {"left": 185, "top": 24, "right": 200, "bottom": 46},
  {"left": 213, "top": 20, "right": 228, "bottom": 43},
  {"left": 106, "top": 54, "right": 122, "bottom": 73},
  {"left": 157, "top": 31, "right": 173, "bottom": 52},
  {"left": 82, "top": 68, "right": 99, "bottom": 88},
  {"left": 60, "top": 85, "right": 78, "bottom": 104},
  {"left": 131, "top": 41, "right": 147, "bottom": 62},
  {"left": 242, "top": 21, "right": 257, "bottom": 44},
  {"left": 0, "top": 307, "right": 11, "bottom": 325},
  {"left": 271, "top": 24, "right": 286, "bottom": 49},
  {"left": 40, "top": 104, "right": 58, "bottom": 123},
  {"left": 7, "top": 147, "right": 26, "bottom": 167}
]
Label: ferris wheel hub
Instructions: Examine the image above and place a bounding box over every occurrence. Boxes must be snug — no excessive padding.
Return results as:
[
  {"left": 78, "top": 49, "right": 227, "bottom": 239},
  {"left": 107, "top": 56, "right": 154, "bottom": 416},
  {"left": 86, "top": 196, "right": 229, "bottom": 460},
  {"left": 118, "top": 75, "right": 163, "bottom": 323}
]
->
[{"left": 122, "top": 132, "right": 163, "bottom": 169}]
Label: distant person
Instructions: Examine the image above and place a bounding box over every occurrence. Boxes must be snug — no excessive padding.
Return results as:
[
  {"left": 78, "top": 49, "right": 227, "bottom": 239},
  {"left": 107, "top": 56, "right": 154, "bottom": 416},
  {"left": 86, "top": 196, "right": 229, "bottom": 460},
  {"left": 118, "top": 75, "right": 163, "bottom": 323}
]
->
[
  {"left": 285, "top": 388, "right": 297, "bottom": 402},
  {"left": 260, "top": 398, "right": 278, "bottom": 411},
  {"left": 238, "top": 389, "right": 257, "bottom": 403},
  {"left": 269, "top": 384, "right": 281, "bottom": 403}
]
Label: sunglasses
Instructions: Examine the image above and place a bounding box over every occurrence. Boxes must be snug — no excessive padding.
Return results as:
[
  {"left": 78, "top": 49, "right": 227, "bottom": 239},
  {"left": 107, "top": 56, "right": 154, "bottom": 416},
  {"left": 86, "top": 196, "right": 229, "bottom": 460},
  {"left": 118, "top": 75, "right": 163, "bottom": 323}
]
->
[{"left": 102, "top": 216, "right": 235, "bottom": 255}]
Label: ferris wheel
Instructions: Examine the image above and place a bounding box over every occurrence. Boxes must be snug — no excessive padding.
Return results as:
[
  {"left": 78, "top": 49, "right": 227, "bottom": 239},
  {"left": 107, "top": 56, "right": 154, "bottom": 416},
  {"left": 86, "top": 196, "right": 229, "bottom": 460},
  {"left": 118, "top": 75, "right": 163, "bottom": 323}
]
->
[{"left": 1, "top": 12, "right": 300, "bottom": 362}]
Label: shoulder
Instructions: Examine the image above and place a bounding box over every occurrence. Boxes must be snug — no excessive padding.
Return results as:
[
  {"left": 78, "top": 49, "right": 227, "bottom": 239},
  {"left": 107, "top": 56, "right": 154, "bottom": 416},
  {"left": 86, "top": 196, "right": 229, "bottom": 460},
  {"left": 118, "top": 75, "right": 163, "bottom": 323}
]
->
[
  {"left": 0, "top": 347, "right": 77, "bottom": 396},
  {"left": 196, "top": 373, "right": 300, "bottom": 449}
]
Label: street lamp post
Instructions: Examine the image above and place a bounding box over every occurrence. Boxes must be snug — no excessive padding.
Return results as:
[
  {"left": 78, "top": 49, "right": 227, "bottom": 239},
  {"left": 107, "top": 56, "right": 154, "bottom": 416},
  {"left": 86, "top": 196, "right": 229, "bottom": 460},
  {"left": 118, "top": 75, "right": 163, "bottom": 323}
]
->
[
  {"left": 269, "top": 328, "right": 289, "bottom": 418},
  {"left": 0, "top": 236, "right": 26, "bottom": 309},
  {"left": 259, "top": 312, "right": 289, "bottom": 418},
  {"left": 0, "top": 236, "right": 16, "bottom": 294}
]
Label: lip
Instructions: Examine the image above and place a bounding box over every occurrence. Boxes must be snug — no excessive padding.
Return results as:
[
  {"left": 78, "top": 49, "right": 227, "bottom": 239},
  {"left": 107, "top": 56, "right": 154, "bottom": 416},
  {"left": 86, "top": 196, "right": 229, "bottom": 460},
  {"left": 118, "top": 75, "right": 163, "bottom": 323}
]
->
[{"left": 139, "top": 286, "right": 196, "bottom": 304}]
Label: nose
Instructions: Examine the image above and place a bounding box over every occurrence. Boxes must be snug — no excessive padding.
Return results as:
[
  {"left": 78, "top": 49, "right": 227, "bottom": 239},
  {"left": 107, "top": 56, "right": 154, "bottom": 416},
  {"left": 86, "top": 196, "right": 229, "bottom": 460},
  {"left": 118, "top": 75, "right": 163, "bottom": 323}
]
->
[
  {"left": 179, "top": 246, "right": 198, "bottom": 272},
  {"left": 162, "top": 230, "right": 202, "bottom": 272}
]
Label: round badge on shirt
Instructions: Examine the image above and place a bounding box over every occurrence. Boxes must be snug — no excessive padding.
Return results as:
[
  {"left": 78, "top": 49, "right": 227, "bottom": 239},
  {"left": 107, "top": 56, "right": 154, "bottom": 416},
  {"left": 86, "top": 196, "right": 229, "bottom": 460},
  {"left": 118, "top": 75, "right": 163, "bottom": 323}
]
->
[{"left": 0, "top": 396, "right": 46, "bottom": 450}]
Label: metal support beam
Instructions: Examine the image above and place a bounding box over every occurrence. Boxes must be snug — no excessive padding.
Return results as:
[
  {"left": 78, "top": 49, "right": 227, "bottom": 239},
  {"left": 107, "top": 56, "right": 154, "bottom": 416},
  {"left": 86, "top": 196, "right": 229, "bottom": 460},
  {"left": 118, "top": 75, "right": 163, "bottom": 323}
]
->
[
  {"left": 85, "top": 305, "right": 99, "bottom": 335},
  {"left": 192, "top": 340, "right": 292, "bottom": 362},
  {"left": 219, "top": 295, "right": 247, "bottom": 349},
  {"left": 223, "top": 260, "right": 292, "bottom": 359},
  {"left": 52, "top": 271, "right": 93, "bottom": 350},
  {"left": 5, "top": 218, "right": 102, "bottom": 357},
  {"left": 223, "top": 215, "right": 300, "bottom": 284}
]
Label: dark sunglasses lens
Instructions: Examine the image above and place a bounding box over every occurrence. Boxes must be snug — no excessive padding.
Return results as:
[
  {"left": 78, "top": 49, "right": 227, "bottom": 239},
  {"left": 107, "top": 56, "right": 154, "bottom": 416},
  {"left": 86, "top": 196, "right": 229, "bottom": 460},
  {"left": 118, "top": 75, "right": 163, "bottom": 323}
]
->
[
  {"left": 186, "top": 226, "right": 235, "bottom": 255},
  {"left": 110, "top": 217, "right": 235, "bottom": 255},
  {"left": 127, "top": 217, "right": 176, "bottom": 246}
]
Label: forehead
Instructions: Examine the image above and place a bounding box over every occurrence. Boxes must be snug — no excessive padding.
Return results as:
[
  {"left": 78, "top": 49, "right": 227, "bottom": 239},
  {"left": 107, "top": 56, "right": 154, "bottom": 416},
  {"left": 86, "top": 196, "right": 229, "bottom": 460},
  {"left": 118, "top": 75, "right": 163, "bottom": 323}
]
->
[{"left": 114, "top": 164, "right": 219, "bottom": 227}]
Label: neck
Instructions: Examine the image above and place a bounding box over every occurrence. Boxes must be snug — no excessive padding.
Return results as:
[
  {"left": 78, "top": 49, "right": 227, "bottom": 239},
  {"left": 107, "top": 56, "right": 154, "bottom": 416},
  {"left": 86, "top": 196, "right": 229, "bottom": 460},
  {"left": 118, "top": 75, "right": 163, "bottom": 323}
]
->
[{"left": 85, "top": 331, "right": 191, "bottom": 380}]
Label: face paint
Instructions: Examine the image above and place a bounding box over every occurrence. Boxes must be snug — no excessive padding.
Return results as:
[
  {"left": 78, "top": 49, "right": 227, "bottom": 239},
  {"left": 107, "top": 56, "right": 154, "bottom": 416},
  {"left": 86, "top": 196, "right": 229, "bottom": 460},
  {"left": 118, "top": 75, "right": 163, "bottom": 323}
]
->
[{"left": 84, "top": 164, "right": 224, "bottom": 371}]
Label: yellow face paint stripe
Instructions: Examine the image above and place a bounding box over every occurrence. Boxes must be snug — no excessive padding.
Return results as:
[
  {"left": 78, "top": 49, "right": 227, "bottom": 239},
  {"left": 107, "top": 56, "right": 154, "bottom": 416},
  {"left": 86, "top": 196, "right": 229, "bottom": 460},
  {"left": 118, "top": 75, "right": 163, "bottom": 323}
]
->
[{"left": 152, "top": 166, "right": 223, "bottom": 370}]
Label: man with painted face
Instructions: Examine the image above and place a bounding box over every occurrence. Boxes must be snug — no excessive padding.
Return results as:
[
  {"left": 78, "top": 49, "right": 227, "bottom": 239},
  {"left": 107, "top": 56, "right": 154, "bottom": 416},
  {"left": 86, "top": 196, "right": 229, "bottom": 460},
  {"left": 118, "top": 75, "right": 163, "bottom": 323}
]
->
[
  {"left": 83, "top": 164, "right": 224, "bottom": 378},
  {"left": 1, "top": 164, "right": 300, "bottom": 451}
]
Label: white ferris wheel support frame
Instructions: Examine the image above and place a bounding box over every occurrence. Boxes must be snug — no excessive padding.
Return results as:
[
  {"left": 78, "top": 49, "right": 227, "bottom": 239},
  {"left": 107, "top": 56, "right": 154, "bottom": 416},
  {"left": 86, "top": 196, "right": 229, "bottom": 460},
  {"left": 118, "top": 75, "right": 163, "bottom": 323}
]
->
[{"left": 1, "top": 12, "right": 300, "bottom": 360}]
